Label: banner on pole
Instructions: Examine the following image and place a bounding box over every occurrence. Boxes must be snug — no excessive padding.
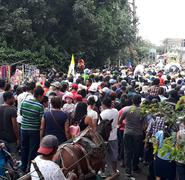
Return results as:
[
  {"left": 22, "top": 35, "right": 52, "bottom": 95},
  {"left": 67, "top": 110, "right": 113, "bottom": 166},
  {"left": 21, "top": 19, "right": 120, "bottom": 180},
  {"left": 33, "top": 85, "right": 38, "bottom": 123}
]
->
[{"left": 67, "top": 54, "right": 75, "bottom": 77}]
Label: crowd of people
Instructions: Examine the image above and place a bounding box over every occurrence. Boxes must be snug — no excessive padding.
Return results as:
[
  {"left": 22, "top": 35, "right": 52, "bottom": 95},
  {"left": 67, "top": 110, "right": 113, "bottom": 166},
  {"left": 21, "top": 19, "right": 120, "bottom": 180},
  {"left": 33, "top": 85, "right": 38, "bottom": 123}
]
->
[{"left": 0, "top": 65, "right": 184, "bottom": 180}]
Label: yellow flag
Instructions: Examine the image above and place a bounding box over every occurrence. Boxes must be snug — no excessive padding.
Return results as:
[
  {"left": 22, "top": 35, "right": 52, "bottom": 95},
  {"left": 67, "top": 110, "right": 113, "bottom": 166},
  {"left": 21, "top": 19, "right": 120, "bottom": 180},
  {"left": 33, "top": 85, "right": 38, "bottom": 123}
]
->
[{"left": 67, "top": 54, "right": 75, "bottom": 77}]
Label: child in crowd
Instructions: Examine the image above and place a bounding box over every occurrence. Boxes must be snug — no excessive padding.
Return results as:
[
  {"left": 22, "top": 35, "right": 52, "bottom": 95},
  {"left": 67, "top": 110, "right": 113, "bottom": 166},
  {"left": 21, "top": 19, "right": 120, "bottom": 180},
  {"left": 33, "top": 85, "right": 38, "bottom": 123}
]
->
[{"left": 62, "top": 93, "right": 75, "bottom": 114}]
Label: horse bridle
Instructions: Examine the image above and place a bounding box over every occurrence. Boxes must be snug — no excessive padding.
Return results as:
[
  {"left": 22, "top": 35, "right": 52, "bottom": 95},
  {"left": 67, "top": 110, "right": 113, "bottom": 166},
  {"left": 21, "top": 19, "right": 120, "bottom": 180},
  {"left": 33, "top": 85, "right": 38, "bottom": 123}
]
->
[{"left": 58, "top": 127, "right": 103, "bottom": 178}]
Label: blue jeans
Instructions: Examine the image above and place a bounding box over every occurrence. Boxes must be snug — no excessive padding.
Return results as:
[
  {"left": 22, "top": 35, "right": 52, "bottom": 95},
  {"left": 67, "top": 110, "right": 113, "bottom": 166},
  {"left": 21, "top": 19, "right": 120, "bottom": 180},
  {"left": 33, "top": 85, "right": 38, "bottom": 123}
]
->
[
  {"left": 21, "top": 130, "right": 40, "bottom": 172},
  {"left": 176, "top": 162, "right": 185, "bottom": 180}
]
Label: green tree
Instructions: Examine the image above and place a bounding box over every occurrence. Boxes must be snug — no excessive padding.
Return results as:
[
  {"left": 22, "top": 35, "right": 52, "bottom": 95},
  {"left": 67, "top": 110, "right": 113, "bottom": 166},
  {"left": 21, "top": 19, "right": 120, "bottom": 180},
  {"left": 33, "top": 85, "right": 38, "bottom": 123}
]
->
[{"left": 0, "top": 0, "right": 138, "bottom": 71}]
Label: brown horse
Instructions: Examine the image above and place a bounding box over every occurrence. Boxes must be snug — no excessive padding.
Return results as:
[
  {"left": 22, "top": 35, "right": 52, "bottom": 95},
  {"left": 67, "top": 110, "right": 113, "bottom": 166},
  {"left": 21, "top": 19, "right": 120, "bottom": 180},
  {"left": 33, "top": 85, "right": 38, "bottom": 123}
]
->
[{"left": 52, "top": 119, "right": 113, "bottom": 180}]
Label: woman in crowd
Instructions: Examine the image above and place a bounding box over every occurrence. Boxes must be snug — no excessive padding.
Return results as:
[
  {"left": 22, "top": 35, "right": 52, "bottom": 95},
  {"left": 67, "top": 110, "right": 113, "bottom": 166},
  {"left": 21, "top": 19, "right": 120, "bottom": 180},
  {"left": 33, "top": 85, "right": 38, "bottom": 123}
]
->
[
  {"left": 176, "top": 121, "right": 185, "bottom": 180},
  {"left": 154, "top": 124, "right": 176, "bottom": 180},
  {"left": 87, "top": 96, "right": 98, "bottom": 128},
  {"left": 73, "top": 102, "right": 95, "bottom": 131},
  {"left": 40, "top": 96, "right": 70, "bottom": 144}
]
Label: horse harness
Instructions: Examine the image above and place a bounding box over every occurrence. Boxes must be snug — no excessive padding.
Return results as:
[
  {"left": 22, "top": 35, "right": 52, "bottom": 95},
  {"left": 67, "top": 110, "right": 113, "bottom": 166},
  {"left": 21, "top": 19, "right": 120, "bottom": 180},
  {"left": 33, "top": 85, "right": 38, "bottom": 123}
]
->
[{"left": 57, "top": 127, "right": 105, "bottom": 178}]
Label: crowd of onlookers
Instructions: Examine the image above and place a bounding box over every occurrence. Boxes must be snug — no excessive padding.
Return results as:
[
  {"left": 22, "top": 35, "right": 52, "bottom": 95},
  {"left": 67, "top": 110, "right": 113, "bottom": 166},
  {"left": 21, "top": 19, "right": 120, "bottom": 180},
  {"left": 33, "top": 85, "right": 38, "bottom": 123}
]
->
[{"left": 0, "top": 67, "right": 184, "bottom": 179}]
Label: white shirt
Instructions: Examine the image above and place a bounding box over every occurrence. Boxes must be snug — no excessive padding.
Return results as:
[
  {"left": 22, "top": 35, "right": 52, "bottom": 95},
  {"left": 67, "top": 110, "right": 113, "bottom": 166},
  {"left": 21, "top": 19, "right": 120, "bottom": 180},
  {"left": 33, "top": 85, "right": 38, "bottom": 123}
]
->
[
  {"left": 30, "top": 156, "right": 67, "bottom": 180},
  {"left": 159, "top": 95, "right": 167, "bottom": 102},
  {"left": 100, "top": 108, "right": 118, "bottom": 141},
  {"left": 87, "top": 107, "right": 98, "bottom": 124},
  {"left": 17, "top": 92, "right": 34, "bottom": 123},
  {"left": 62, "top": 103, "right": 75, "bottom": 114},
  {"left": 91, "top": 82, "right": 100, "bottom": 89}
]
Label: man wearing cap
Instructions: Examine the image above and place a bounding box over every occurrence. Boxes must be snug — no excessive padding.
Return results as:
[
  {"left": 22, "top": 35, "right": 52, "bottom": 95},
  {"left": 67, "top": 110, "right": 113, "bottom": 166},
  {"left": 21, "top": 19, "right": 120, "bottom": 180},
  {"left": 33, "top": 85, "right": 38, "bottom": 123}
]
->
[{"left": 30, "top": 135, "right": 77, "bottom": 180}]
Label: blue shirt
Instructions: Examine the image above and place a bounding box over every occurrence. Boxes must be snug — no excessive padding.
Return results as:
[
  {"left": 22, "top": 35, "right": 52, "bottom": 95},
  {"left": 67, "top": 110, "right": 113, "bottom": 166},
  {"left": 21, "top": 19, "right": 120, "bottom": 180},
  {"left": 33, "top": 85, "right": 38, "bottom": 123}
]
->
[
  {"left": 44, "top": 110, "right": 68, "bottom": 144},
  {"left": 155, "top": 130, "right": 171, "bottom": 160}
]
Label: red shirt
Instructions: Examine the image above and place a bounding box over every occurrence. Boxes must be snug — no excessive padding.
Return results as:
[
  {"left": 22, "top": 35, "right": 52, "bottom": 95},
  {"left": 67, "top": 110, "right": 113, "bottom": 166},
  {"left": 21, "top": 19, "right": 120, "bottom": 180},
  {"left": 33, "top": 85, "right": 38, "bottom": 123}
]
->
[
  {"left": 44, "top": 88, "right": 49, "bottom": 96},
  {"left": 118, "top": 107, "right": 126, "bottom": 131},
  {"left": 159, "top": 77, "right": 164, "bottom": 86}
]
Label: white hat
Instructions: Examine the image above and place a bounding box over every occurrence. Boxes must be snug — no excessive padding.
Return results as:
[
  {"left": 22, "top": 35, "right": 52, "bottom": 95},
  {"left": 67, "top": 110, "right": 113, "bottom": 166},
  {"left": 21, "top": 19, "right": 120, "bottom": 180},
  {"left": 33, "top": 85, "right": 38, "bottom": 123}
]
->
[
  {"left": 89, "top": 85, "right": 97, "bottom": 92},
  {"left": 87, "top": 95, "right": 98, "bottom": 102},
  {"left": 51, "top": 81, "right": 61, "bottom": 88},
  {"left": 78, "top": 84, "right": 87, "bottom": 91},
  {"left": 63, "top": 92, "right": 74, "bottom": 101},
  {"left": 102, "top": 87, "right": 110, "bottom": 94}
]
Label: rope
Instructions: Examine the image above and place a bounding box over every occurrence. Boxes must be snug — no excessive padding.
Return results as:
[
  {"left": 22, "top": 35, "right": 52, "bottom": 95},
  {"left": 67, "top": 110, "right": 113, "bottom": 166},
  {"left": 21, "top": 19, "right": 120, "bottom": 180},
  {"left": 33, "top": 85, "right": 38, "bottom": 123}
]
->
[{"left": 17, "top": 170, "right": 38, "bottom": 180}]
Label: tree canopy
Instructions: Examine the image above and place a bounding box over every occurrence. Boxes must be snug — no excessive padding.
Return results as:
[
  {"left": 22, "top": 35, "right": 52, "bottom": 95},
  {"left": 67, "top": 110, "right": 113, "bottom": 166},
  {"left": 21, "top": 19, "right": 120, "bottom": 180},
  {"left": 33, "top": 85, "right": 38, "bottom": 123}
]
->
[{"left": 0, "top": 0, "right": 138, "bottom": 71}]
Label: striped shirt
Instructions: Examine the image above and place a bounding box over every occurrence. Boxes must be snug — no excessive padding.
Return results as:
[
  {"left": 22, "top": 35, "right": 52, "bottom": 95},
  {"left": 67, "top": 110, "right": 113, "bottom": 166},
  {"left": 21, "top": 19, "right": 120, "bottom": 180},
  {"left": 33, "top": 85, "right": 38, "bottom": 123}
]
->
[
  {"left": 21, "top": 99, "right": 44, "bottom": 131},
  {"left": 146, "top": 117, "right": 165, "bottom": 136}
]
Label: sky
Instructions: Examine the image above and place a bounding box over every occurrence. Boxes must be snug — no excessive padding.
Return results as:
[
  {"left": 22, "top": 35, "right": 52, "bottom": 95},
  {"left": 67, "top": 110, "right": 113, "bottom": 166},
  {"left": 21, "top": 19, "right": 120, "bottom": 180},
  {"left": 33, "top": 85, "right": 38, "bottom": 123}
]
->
[{"left": 135, "top": 0, "right": 185, "bottom": 45}]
